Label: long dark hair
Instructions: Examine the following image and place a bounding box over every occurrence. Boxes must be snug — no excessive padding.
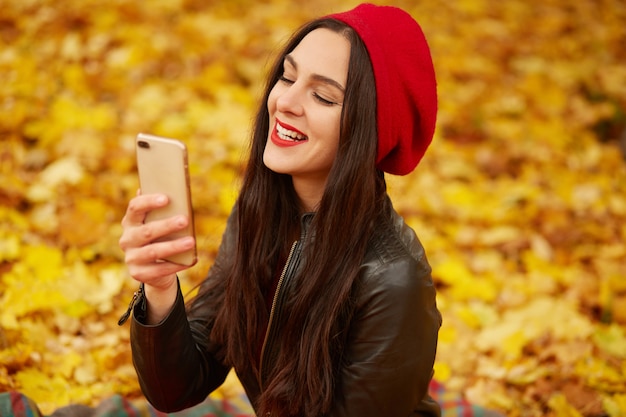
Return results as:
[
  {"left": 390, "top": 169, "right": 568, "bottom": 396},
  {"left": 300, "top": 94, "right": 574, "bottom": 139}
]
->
[{"left": 211, "top": 17, "right": 387, "bottom": 417}]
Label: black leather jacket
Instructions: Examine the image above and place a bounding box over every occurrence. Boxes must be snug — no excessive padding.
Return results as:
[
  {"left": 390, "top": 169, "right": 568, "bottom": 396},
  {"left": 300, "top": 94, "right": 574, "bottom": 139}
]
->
[{"left": 129, "top": 202, "right": 442, "bottom": 416}]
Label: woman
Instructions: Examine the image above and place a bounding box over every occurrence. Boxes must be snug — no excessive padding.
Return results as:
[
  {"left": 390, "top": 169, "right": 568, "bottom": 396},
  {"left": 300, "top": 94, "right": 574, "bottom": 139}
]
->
[{"left": 118, "top": 3, "right": 441, "bottom": 417}]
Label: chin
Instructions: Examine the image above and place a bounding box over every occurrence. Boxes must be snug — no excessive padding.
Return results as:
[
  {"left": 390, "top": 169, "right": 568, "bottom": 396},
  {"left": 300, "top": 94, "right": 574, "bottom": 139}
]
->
[{"left": 263, "top": 153, "right": 289, "bottom": 175}]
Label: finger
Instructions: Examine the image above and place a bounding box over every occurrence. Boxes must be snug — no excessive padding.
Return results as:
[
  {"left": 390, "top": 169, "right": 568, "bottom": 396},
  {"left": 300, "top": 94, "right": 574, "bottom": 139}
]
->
[
  {"left": 125, "top": 237, "right": 195, "bottom": 282},
  {"left": 121, "top": 194, "right": 168, "bottom": 227},
  {"left": 119, "top": 214, "right": 188, "bottom": 252},
  {"left": 127, "top": 259, "right": 187, "bottom": 284},
  {"left": 126, "top": 236, "right": 195, "bottom": 267},
  {"left": 133, "top": 214, "right": 190, "bottom": 248}
]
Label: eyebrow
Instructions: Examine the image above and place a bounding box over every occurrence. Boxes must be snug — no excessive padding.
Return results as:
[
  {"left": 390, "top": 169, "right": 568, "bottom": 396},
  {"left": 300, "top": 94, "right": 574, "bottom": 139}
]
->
[{"left": 284, "top": 54, "right": 346, "bottom": 93}]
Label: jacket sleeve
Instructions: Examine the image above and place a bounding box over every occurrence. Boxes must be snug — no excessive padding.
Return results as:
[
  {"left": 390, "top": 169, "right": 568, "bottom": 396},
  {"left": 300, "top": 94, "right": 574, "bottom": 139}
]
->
[
  {"left": 329, "top": 253, "right": 442, "bottom": 417},
  {"left": 129, "top": 208, "right": 239, "bottom": 412}
]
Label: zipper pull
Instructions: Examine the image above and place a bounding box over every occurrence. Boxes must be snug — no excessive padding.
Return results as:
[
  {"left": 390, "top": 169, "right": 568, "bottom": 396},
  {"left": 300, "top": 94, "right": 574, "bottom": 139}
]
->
[{"left": 117, "top": 283, "right": 145, "bottom": 326}]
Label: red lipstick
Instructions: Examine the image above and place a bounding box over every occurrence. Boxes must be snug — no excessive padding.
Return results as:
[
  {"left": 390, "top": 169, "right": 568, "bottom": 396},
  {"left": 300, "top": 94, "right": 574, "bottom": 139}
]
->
[{"left": 270, "top": 119, "right": 308, "bottom": 147}]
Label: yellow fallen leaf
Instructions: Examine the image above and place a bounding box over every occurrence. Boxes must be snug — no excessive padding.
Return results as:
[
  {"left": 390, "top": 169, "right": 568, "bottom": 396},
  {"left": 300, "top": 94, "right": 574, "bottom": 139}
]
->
[
  {"left": 593, "top": 324, "right": 626, "bottom": 359},
  {"left": 602, "top": 393, "right": 626, "bottom": 417},
  {"left": 548, "top": 393, "right": 583, "bottom": 417},
  {"left": 0, "top": 232, "right": 20, "bottom": 262},
  {"left": 13, "top": 369, "right": 71, "bottom": 415},
  {"left": 433, "top": 362, "right": 452, "bottom": 382},
  {"left": 435, "top": 258, "right": 499, "bottom": 302},
  {"left": 474, "top": 298, "right": 594, "bottom": 358},
  {"left": 26, "top": 157, "right": 85, "bottom": 203}
]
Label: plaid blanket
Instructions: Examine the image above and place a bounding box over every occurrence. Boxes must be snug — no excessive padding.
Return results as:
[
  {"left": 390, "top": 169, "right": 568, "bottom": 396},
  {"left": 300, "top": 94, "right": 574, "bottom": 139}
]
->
[{"left": 1, "top": 381, "right": 504, "bottom": 417}]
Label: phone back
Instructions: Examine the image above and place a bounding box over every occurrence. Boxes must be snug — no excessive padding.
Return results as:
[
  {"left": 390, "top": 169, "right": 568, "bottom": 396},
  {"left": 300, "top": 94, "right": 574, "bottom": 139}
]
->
[{"left": 136, "top": 133, "right": 196, "bottom": 266}]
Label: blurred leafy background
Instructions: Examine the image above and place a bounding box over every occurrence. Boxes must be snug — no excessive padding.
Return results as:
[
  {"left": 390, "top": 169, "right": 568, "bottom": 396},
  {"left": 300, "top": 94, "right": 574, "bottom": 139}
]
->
[{"left": 0, "top": 0, "right": 625, "bottom": 416}]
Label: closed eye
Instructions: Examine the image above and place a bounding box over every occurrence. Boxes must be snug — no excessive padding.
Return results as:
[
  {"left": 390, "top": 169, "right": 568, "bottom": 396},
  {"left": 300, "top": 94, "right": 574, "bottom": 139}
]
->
[
  {"left": 313, "top": 93, "right": 338, "bottom": 106},
  {"left": 279, "top": 75, "right": 294, "bottom": 85}
]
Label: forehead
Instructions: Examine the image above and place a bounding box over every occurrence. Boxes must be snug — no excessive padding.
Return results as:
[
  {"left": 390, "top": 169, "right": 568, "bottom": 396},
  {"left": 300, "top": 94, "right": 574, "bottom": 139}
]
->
[{"left": 287, "top": 28, "right": 351, "bottom": 85}]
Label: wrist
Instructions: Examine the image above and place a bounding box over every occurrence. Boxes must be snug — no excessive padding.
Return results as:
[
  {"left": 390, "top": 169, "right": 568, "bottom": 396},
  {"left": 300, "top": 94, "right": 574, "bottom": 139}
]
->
[{"left": 144, "top": 275, "right": 179, "bottom": 324}]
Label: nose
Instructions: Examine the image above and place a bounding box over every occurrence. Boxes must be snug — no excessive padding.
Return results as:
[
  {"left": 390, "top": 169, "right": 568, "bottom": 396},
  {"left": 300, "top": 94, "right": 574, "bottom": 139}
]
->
[{"left": 275, "top": 82, "right": 304, "bottom": 116}]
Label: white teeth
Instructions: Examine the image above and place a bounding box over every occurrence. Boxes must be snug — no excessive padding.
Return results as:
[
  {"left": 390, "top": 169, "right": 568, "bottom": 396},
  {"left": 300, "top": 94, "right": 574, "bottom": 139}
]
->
[{"left": 277, "top": 123, "right": 306, "bottom": 141}]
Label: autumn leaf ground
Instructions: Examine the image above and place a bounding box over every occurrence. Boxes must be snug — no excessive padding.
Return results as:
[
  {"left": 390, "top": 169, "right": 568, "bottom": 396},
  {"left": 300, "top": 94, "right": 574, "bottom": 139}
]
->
[{"left": 1, "top": 0, "right": 625, "bottom": 416}]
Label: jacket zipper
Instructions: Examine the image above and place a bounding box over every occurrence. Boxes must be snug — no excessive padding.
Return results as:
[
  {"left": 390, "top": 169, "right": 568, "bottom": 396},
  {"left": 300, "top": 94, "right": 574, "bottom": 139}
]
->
[
  {"left": 117, "top": 283, "right": 145, "bottom": 326},
  {"left": 258, "top": 240, "right": 298, "bottom": 386}
]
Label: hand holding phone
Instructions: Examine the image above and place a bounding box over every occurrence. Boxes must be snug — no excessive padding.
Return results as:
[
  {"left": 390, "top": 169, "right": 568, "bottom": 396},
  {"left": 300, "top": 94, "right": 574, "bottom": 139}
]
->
[{"left": 135, "top": 133, "right": 197, "bottom": 267}]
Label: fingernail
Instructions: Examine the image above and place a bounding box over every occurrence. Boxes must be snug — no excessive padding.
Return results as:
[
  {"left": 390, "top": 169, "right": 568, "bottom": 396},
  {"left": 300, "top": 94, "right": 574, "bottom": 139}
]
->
[
  {"left": 156, "top": 195, "right": 167, "bottom": 205},
  {"left": 181, "top": 237, "right": 194, "bottom": 248}
]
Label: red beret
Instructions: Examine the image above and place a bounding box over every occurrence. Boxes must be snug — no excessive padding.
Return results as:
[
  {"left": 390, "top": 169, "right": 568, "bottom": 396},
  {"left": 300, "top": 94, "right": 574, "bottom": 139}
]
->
[{"left": 330, "top": 3, "right": 438, "bottom": 175}]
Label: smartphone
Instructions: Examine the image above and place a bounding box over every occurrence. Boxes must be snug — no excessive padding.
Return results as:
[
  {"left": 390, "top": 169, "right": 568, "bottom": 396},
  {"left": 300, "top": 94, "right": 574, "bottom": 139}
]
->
[{"left": 135, "top": 133, "right": 197, "bottom": 267}]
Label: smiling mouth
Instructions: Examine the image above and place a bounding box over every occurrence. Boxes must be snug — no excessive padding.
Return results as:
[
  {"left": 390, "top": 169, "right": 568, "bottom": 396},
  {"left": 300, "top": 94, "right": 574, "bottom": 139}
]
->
[{"left": 276, "top": 122, "right": 308, "bottom": 142}]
